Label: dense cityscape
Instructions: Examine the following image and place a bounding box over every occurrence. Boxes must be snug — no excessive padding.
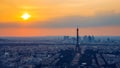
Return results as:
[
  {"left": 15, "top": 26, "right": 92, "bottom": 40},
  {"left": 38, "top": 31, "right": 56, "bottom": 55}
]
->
[{"left": 0, "top": 28, "right": 120, "bottom": 68}]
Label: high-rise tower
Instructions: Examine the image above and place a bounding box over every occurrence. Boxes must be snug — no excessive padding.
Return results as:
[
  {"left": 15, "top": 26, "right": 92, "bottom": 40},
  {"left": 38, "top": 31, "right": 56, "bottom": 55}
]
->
[{"left": 75, "top": 27, "right": 81, "bottom": 53}]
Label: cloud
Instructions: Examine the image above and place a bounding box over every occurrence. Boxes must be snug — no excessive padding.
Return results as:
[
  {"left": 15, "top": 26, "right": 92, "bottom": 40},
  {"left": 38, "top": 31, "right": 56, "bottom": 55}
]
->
[
  {"left": 29, "top": 13, "right": 120, "bottom": 28},
  {"left": 0, "top": 13, "right": 120, "bottom": 28},
  {"left": 0, "top": 23, "right": 20, "bottom": 28}
]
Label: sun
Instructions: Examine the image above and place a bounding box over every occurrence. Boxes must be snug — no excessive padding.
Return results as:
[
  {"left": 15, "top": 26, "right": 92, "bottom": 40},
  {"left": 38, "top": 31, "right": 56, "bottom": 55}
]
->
[{"left": 21, "top": 13, "right": 31, "bottom": 20}]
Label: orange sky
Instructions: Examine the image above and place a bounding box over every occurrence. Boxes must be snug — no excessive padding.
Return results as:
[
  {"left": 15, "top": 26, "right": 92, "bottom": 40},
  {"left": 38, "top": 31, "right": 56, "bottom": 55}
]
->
[
  {"left": 0, "top": 0, "right": 120, "bottom": 36},
  {"left": 0, "top": 26, "right": 119, "bottom": 37}
]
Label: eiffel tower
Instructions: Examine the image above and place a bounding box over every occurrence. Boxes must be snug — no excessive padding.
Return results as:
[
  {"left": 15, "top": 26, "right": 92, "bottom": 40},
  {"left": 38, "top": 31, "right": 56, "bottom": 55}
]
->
[{"left": 75, "top": 27, "right": 81, "bottom": 53}]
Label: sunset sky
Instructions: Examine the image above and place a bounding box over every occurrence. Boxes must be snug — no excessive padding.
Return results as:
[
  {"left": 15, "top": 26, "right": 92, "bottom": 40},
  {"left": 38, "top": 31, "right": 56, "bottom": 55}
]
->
[{"left": 0, "top": 0, "right": 120, "bottom": 36}]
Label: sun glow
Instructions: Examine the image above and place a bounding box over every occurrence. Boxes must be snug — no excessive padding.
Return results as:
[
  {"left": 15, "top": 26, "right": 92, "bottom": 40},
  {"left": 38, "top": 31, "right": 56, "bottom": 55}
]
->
[{"left": 21, "top": 13, "right": 31, "bottom": 20}]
